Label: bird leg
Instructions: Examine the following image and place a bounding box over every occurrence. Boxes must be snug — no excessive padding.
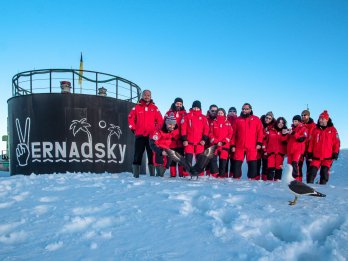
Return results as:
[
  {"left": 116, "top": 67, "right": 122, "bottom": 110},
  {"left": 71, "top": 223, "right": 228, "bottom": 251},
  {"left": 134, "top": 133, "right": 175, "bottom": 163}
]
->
[{"left": 289, "top": 196, "right": 298, "bottom": 206}]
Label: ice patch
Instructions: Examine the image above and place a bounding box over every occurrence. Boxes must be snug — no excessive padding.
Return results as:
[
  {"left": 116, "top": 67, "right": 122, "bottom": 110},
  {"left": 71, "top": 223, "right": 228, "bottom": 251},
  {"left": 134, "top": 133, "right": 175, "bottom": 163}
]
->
[
  {"left": 0, "top": 230, "right": 28, "bottom": 244},
  {"left": 39, "top": 196, "right": 58, "bottom": 203},
  {"left": 13, "top": 191, "right": 30, "bottom": 202},
  {"left": 72, "top": 203, "right": 112, "bottom": 215},
  {"left": 33, "top": 205, "right": 51, "bottom": 215},
  {"left": 90, "top": 242, "right": 98, "bottom": 249},
  {"left": 0, "top": 201, "right": 14, "bottom": 208},
  {"left": 45, "top": 241, "right": 63, "bottom": 251},
  {"left": 62, "top": 216, "right": 95, "bottom": 233},
  {"left": 93, "top": 217, "right": 114, "bottom": 229}
]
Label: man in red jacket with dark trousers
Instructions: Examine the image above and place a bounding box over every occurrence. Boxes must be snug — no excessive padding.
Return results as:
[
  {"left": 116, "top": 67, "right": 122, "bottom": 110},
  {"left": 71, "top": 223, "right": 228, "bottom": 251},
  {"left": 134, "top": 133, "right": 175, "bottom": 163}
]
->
[
  {"left": 299, "top": 109, "right": 317, "bottom": 181},
  {"left": 231, "top": 103, "right": 263, "bottom": 180},
  {"left": 128, "top": 90, "right": 163, "bottom": 178},
  {"left": 307, "top": 110, "right": 340, "bottom": 184},
  {"left": 181, "top": 100, "right": 209, "bottom": 176}
]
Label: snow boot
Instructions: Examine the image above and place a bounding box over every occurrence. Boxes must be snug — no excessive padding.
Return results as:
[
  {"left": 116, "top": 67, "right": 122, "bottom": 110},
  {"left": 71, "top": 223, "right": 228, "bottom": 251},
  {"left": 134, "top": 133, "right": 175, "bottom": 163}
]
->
[
  {"left": 274, "top": 169, "right": 282, "bottom": 180},
  {"left": 155, "top": 166, "right": 166, "bottom": 177},
  {"left": 267, "top": 168, "right": 275, "bottom": 181},
  {"left": 132, "top": 164, "right": 140, "bottom": 178},
  {"left": 148, "top": 164, "right": 155, "bottom": 176}
]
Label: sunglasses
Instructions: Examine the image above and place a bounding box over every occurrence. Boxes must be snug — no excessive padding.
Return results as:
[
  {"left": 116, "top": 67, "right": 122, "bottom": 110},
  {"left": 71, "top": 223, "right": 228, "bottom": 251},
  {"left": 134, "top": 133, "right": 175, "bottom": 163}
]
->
[
  {"left": 242, "top": 108, "right": 250, "bottom": 111},
  {"left": 210, "top": 109, "right": 217, "bottom": 112},
  {"left": 301, "top": 114, "right": 308, "bottom": 117},
  {"left": 265, "top": 117, "right": 272, "bottom": 120}
]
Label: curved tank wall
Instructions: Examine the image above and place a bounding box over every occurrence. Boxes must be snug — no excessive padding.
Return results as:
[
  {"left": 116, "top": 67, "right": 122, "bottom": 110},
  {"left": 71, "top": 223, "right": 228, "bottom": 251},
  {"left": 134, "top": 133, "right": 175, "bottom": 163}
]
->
[{"left": 8, "top": 93, "right": 138, "bottom": 175}]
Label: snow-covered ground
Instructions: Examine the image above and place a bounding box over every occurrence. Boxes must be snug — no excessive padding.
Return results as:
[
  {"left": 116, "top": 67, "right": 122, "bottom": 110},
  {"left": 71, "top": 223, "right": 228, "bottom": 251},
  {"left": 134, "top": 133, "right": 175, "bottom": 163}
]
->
[{"left": 1, "top": 151, "right": 347, "bottom": 261}]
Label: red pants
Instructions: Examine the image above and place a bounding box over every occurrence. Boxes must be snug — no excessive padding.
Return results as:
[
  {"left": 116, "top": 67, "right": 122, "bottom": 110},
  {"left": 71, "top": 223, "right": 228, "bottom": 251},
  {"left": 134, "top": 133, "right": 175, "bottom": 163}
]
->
[
  {"left": 287, "top": 152, "right": 302, "bottom": 164},
  {"left": 184, "top": 144, "right": 205, "bottom": 154},
  {"left": 310, "top": 159, "right": 333, "bottom": 169},
  {"left": 268, "top": 153, "right": 285, "bottom": 169},
  {"left": 215, "top": 147, "right": 229, "bottom": 160},
  {"left": 234, "top": 147, "right": 258, "bottom": 161}
]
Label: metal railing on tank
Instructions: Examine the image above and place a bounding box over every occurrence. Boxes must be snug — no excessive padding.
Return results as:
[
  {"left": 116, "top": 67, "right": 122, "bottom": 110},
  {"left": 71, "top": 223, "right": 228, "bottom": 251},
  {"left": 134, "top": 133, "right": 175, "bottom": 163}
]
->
[{"left": 12, "top": 69, "right": 142, "bottom": 103}]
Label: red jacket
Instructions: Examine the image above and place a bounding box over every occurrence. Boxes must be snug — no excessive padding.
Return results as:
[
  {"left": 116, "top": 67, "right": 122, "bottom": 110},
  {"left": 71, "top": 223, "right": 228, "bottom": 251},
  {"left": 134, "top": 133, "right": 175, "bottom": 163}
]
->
[
  {"left": 263, "top": 127, "right": 288, "bottom": 155},
  {"left": 209, "top": 116, "right": 233, "bottom": 149},
  {"left": 231, "top": 115, "right": 263, "bottom": 150},
  {"left": 227, "top": 115, "right": 237, "bottom": 126},
  {"left": 303, "top": 118, "right": 316, "bottom": 152},
  {"left": 287, "top": 123, "right": 307, "bottom": 155},
  {"left": 181, "top": 109, "right": 209, "bottom": 145},
  {"left": 164, "top": 109, "right": 186, "bottom": 148},
  {"left": 308, "top": 122, "right": 340, "bottom": 160},
  {"left": 150, "top": 125, "right": 181, "bottom": 153},
  {"left": 128, "top": 99, "right": 163, "bottom": 137}
]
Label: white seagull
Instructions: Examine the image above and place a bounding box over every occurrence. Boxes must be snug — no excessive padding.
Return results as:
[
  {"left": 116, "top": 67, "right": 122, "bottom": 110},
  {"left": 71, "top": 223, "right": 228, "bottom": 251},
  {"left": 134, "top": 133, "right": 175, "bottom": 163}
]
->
[{"left": 283, "top": 164, "right": 326, "bottom": 205}]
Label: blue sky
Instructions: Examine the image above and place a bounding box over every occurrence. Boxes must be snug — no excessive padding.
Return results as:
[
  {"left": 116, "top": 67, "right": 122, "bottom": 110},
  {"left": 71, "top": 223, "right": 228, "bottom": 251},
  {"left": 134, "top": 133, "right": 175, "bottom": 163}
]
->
[{"left": 0, "top": 0, "right": 347, "bottom": 150}]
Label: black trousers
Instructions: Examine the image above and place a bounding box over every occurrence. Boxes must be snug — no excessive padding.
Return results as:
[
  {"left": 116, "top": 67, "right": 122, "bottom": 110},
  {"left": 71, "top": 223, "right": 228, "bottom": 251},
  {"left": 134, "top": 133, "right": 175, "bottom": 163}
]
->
[{"left": 133, "top": 135, "right": 153, "bottom": 165}]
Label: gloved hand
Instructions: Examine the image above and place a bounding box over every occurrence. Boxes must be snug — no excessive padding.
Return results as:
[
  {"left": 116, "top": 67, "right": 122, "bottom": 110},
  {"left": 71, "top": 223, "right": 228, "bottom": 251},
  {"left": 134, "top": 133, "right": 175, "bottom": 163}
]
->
[
  {"left": 296, "top": 137, "right": 305, "bottom": 142},
  {"left": 307, "top": 152, "right": 313, "bottom": 160},
  {"left": 332, "top": 152, "right": 339, "bottom": 160}
]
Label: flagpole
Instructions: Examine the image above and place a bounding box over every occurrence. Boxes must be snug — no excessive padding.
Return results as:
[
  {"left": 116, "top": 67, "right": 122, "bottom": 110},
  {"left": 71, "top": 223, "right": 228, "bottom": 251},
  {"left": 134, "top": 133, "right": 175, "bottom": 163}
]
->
[{"left": 79, "top": 52, "right": 83, "bottom": 94}]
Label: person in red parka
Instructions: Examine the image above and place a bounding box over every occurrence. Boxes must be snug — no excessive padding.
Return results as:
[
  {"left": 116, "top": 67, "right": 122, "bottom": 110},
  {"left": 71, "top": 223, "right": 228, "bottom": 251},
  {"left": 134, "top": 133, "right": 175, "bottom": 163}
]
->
[
  {"left": 285, "top": 115, "right": 308, "bottom": 181},
  {"left": 128, "top": 90, "right": 163, "bottom": 178},
  {"left": 164, "top": 97, "right": 187, "bottom": 177},
  {"left": 263, "top": 117, "right": 288, "bottom": 181},
  {"left": 181, "top": 100, "right": 209, "bottom": 176},
  {"left": 208, "top": 108, "right": 233, "bottom": 177},
  {"left": 205, "top": 104, "right": 218, "bottom": 175},
  {"left": 299, "top": 109, "right": 317, "bottom": 181},
  {"left": 307, "top": 110, "right": 340, "bottom": 184},
  {"left": 231, "top": 103, "right": 263, "bottom": 180},
  {"left": 149, "top": 113, "right": 180, "bottom": 177},
  {"left": 259, "top": 111, "right": 275, "bottom": 181},
  {"left": 226, "top": 107, "right": 238, "bottom": 177}
]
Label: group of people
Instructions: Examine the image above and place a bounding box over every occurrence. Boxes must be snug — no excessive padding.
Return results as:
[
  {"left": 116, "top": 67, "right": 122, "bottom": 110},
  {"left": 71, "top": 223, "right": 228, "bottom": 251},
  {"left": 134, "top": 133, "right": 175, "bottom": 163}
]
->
[{"left": 128, "top": 90, "right": 340, "bottom": 184}]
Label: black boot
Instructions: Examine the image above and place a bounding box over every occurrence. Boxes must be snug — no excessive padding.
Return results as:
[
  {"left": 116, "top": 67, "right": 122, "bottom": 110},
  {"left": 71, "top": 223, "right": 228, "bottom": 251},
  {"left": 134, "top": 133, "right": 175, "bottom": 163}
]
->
[
  {"left": 148, "top": 164, "right": 155, "bottom": 176},
  {"left": 274, "top": 169, "right": 282, "bottom": 180},
  {"left": 306, "top": 166, "right": 318, "bottom": 184},
  {"left": 233, "top": 160, "right": 243, "bottom": 179},
  {"left": 267, "top": 168, "right": 275, "bottom": 180},
  {"left": 132, "top": 164, "right": 140, "bottom": 178},
  {"left": 218, "top": 159, "right": 227, "bottom": 177},
  {"left": 291, "top": 161, "right": 299, "bottom": 179},
  {"left": 319, "top": 166, "right": 329, "bottom": 185},
  {"left": 155, "top": 166, "right": 166, "bottom": 177},
  {"left": 247, "top": 160, "right": 258, "bottom": 180}
]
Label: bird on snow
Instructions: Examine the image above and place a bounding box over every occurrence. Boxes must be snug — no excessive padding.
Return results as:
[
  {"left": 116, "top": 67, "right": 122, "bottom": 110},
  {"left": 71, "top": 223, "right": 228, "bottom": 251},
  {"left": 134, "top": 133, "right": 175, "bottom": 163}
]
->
[{"left": 283, "top": 164, "right": 326, "bottom": 205}]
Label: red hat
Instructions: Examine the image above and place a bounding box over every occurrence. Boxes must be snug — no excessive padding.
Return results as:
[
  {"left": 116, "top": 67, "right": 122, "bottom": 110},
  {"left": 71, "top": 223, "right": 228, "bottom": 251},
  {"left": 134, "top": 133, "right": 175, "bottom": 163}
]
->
[{"left": 319, "top": 110, "right": 329, "bottom": 121}]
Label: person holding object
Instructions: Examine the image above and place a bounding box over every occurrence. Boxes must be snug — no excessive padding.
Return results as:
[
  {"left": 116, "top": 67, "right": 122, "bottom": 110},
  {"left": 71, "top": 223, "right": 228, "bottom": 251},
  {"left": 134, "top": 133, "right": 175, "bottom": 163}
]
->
[
  {"left": 149, "top": 113, "right": 180, "bottom": 177},
  {"left": 286, "top": 115, "right": 307, "bottom": 181},
  {"left": 263, "top": 117, "right": 288, "bottom": 180}
]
